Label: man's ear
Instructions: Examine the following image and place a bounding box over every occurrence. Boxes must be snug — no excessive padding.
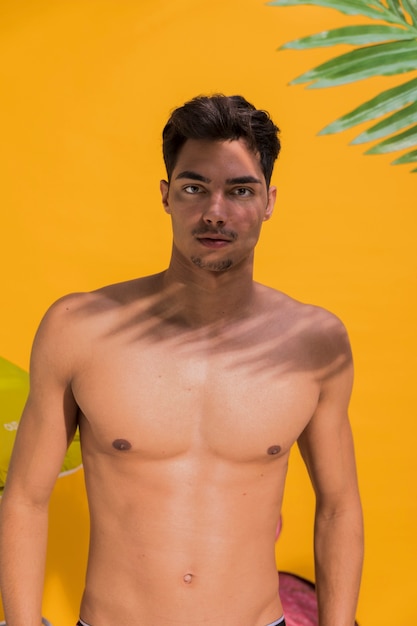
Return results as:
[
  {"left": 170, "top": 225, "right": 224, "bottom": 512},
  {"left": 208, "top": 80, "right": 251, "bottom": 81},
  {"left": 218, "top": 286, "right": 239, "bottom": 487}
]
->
[
  {"left": 160, "top": 180, "right": 170, "bottom": 213},
  {"left": 263, "top": 185, "right": 277, "bottom": 221}
]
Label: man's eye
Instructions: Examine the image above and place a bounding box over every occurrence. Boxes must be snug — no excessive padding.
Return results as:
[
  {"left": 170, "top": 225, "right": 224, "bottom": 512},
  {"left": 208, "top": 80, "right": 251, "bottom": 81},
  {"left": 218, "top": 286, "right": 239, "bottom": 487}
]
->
[
  {"left": 233, "top": 187, "right": 252, "bottom": 197},
  {"left": 184, "top": 185, "right": 201, "bottom": 194}
]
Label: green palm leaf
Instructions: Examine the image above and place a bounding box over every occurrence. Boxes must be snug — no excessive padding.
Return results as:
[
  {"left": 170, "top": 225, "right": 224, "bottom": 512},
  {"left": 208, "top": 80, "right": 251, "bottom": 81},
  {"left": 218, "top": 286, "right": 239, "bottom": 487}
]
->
[
  {"left": 319, "top": 77, "right": 417, "bottom": 133},
  {"left": 403, "top": 0, "right": 417, "bottom": 23},
  {"left": 391, "top": 148, "right": 417, "bottom": 163},
  {"left": 365, "top": 123, "right": 417, "bottom": 153},
  {"left": 271, "top": 0, "right": 417, "bottom": 171},
  {"left": 351, "top": 101, "right": 417, "bottom": 143},
  {"left": 291, "top": 40, "right": 417, "bottom": 87},
  {"left": 391, "top": 148, "right": 417, "bottom": 172},
  {"left": 269, "top": 0, "right": 401, "bottom": 23},
  {"left": 280, "top": 25, "right": 413, "bottom": 49}
]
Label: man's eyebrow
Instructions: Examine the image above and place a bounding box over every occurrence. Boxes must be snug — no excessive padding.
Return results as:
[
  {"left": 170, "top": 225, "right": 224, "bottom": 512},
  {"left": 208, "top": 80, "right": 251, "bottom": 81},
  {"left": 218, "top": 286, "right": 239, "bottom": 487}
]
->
[
  {"left": 175, "top": 171, "right": 211, "bottom": 183},
  {"left": 225, "top": 176, "right": 263, "bottom": 185},
  {"left": 174, "top": 172, "right": 263, "bottom": 186}
]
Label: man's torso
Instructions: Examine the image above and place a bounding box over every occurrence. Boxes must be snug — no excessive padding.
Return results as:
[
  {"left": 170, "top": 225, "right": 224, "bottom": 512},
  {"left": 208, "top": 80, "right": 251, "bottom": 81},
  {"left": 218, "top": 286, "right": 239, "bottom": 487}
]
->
[{"left": 61, "top": 274, "right": 344, "bottom": 625}]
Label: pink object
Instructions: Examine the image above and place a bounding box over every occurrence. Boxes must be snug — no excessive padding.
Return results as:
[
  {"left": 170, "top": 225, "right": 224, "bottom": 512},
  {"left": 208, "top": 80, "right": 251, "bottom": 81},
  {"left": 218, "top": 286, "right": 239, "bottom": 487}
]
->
[
  {"left": 275, "top": 516, "right": 283, "bottom": 541},
  {"left": 279, "top": 572, "right": 318, "bottom": 626},
  {"left": 278, "top": 572, "right": 359, "bottom": 626}
]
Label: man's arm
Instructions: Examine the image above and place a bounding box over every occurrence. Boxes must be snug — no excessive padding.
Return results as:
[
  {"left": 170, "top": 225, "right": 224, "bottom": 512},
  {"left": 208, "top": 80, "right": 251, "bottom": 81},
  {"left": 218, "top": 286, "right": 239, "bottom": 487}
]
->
[
  {"left": 298, "top": 318, "right": 363, "bottom": 626},
  {"left": 0, "top": 298, "right": 79, "bottom": 626}
]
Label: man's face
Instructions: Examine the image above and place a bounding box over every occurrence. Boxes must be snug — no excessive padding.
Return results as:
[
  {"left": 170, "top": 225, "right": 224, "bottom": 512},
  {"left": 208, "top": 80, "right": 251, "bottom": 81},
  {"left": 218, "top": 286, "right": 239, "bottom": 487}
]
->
[{"left": 160, "top": 139, "right": 276, "bottom": 273}]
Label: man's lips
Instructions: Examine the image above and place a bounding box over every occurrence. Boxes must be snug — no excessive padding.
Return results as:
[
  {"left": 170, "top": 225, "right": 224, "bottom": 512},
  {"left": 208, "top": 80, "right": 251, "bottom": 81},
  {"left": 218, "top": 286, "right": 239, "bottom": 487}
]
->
[
  {"left": 197, "top": 236, "right": 231, "bottom": 248},
  {"left": 192, "top": 228, "right": 237, "bottom": 248}
]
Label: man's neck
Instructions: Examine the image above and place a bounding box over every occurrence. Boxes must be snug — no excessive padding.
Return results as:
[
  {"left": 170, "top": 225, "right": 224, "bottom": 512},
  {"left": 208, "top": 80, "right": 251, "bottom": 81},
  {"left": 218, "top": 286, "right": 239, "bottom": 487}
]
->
[{"left": 160, "top": 258, "right": 258, "bottom": 329}]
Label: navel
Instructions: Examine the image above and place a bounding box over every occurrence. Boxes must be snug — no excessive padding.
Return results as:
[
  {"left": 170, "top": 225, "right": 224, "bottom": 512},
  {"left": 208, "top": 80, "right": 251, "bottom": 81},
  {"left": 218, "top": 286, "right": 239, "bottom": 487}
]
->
[
  {"left": 183, "top": 573, "right": 193, "bottom": 584},
  {"left": 267, "top": 445, "right": 281, "bottom": 456},
  {"left": 112, "top": 439, "right": 132, "bottom": 451}
]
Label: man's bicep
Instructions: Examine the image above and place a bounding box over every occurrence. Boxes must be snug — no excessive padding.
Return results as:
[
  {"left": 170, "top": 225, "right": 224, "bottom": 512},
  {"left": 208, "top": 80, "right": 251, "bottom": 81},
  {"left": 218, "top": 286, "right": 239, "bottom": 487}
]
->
[
  {"left": 6, "top": 391, "right": 78, "bottom": 505},
  {"left": 297, "top": 362, "right": 359, "bottom": 507},
  {"left": 4, "top": 302, "right": 79, "bottom": 505}
]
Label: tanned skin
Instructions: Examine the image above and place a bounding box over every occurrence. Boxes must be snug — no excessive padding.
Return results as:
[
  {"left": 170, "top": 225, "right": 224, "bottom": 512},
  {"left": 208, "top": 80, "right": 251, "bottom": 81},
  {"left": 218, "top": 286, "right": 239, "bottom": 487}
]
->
[{"left": 0, "top": 139, "right": 363, "bottom": 626}]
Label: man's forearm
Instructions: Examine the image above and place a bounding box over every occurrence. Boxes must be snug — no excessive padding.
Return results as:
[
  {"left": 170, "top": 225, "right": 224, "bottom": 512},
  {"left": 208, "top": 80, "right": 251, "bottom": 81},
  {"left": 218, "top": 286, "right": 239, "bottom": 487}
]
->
[
  {"left": 314, "top": 499, "right": 364, "bottom": 626},
  {"left": 0, "top": 496, "right": 48, "bottom": 626}
]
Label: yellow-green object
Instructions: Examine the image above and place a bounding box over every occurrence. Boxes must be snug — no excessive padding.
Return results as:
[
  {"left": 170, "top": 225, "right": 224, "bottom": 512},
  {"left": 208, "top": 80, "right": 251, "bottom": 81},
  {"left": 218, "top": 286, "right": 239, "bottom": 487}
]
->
[{"left": 0, "top": 356, "right": 82, "bottom": 493}]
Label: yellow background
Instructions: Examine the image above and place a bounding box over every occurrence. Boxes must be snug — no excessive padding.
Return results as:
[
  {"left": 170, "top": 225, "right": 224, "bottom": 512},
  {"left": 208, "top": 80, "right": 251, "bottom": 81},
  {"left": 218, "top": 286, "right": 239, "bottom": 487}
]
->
[{"left": 1, "top": 1, "right": 416, "bottom": 624}]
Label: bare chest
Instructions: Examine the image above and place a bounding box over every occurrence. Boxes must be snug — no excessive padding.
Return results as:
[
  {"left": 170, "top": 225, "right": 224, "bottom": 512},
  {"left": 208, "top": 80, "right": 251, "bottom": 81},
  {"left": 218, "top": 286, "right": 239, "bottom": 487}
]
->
[{"left": 72, "top": 334, "right": 320, "bottom": 462}]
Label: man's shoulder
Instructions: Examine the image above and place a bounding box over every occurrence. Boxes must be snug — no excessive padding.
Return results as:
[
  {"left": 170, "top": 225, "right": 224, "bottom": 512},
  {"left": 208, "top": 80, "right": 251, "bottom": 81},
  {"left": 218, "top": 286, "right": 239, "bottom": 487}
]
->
[
  {"left": 39, "top": 289, "right": 114, "bottom": 329},
  {"left": 291, "top": 298, "right": 348, "bottom": 336},
  {"left": 37, "top": 274, "right": 161, "bottom": 338},
  {"left": 257, "top": 284, "right": 350, "bottom": 351},
  {"left": 47, "top": 274, "right": 161, "bottom": 316},
  {"left": 259, "top": 284, "right": 345, "bottom": 324}
]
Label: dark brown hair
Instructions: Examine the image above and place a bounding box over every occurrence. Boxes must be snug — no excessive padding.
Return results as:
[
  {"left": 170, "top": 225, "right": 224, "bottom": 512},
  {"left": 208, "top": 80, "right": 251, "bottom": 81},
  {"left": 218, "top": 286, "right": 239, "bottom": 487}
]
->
[{"left": 162, "top": 94, "right": 281, "bottom": 186}]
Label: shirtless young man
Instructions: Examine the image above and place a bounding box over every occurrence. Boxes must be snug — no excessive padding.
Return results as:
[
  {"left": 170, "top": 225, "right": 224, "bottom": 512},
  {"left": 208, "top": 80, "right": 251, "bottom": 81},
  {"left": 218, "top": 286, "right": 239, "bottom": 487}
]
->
[{"left": 0, "top": 95, "right": 363, "bottom": 626}]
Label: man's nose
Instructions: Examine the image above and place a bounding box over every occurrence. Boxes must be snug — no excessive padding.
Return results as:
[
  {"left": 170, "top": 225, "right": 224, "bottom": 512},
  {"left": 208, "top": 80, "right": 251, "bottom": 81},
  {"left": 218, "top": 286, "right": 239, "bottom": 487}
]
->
[{"left": 203, "top": 194, "right": 227, "bottom": 226}]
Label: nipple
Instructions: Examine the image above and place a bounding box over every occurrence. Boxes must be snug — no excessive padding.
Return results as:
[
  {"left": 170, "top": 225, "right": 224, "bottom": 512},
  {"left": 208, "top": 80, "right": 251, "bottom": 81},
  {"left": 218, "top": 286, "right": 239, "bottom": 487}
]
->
[
  {"left": 267, "top": 445, "right": 281, "bottom": 456},
  {"left": 112, "top": 439, "right": 132, "bottom": 451},
  {"left": 183, "top": 573, "right": 193, "bottom": 584}
]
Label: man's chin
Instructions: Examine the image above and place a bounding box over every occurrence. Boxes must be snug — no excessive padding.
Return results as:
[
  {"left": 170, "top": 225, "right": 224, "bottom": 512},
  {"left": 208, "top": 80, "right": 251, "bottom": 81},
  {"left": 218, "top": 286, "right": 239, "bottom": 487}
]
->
[{"left": 191, "top": 256, "right": 233, "bottom": 272}]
